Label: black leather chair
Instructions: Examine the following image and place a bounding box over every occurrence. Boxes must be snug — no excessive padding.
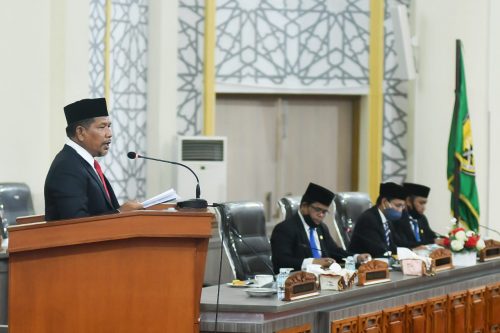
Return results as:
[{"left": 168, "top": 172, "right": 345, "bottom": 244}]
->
[
  {"left": 217, "top": 201, "right": 273, "bottom": 280},
  {"left": 0, "top": 183, "right": 35, "bottom": 237},
  {"left": 277, "top": 196, "right": 302, "bottom": 221},
  {"left": 334, "top": 192, "right": 372, "bottom": 249}
]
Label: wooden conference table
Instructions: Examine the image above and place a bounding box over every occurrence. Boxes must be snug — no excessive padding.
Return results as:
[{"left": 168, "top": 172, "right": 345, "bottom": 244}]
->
[{"left": 200, "top": 260, "right": 500, "bottom": 333}]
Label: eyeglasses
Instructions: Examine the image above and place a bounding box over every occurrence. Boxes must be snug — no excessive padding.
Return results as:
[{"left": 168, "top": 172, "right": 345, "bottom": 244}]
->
[
  {"left": 389, "top": 202, "right": 406, "bottom": 209},
  {"left": 309, "top": 205, "right": 330, "bottom": 215}
]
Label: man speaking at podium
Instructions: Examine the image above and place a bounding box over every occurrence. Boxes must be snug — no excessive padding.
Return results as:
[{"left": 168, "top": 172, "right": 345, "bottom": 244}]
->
[{"left": 44, "top": 98, "right": 143, "bottom": 221}]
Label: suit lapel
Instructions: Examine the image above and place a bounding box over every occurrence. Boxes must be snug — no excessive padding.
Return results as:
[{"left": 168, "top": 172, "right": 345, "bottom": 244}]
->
[
  {"left": 294, "top": 215, "right": 313, "bottom": 258},
  {"left": 372, "top": 206, "right": 395, "bottom": 249}
]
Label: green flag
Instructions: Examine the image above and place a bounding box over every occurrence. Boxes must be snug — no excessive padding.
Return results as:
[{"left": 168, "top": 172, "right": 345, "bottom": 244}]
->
[{"left": 447, "top": 40, "right": 480, "bottom": 232}]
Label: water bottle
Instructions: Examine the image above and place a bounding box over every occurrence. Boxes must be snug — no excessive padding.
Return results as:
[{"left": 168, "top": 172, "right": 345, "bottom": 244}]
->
[
  {"left": 277, "top": 268, "right": 292, "bottom": 300},
  {"left": 345, "top": 256, "right": 356, "bottom": 272}
]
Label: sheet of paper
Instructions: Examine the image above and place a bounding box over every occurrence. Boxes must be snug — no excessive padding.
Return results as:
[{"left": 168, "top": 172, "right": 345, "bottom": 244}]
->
[{"left": 141, "top": 188, "right": 179, "bottom": 208}]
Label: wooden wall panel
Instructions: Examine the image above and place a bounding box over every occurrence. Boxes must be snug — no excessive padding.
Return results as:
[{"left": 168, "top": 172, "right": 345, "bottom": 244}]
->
[
  {"left": 426, "top": 295, "right": 448, "bottom": 333},
  {"left": 486, "top": 282, "right": 500, "bottom": 333},
  {"left": 275, "top": 323, "right": 312, "bottom": 333},
  {"left": 382, "top": 305, "right": 405, "bottom": 333},
  {"left": 331, "top": 316, "right": 358, "bottom": 333},
  {"left": 359, "top": 311, "right": 382, "bottom": 333},
  {"left": 406, "top": 300, "right": 426, "bottom": 333},
  {"left": 468, "top": 287, "right": 486, "bottom": 333},
  {"left": 327, "top": 285, "right": 500, "bottom": 333},
  {"left": 449, "top": 290, "right": 468, "bottom": 333}
]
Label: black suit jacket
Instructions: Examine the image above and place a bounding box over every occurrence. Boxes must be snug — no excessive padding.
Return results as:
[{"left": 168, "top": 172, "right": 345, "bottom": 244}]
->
[
  {"left": 348, "top": 206, "right": 397, "bottom": 257},
  {"left": 392, "top": 212, "right": 437, "bottom": 248},
  {"left": 270, "top": 213, "right": 351, "bottom": 273},
  {"left": 44, "top": 145, "right": 120, "bottom": 221}
]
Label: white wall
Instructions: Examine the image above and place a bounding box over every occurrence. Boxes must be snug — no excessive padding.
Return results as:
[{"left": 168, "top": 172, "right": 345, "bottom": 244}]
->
[
  {"left": 409, "top": 0, "right": 498, "bottom": 236},
  {"left": 0, "top": 0, "right": 89, "bottom": 214},
  {"left": 146, "top": 0, "right": 179, "bottom": 197},
  {"left": 486, "top": 0, "right": 500, "bottom": 237}
]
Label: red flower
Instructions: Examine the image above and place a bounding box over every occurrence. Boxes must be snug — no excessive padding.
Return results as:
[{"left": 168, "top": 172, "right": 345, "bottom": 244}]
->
[
  {"left": 451, "top": 227, "right": 465, "bottom": 235},
  {"left": 465, "top": 236, "right": 478, "bottom": 248},
  {"left": 443, "top": 237, "right": 451, "bottom": 247}
]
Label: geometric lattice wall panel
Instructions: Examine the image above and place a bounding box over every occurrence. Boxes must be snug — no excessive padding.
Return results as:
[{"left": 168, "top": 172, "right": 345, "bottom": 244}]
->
[
  {"left": 88, "top": 0, "right": 149, "bottom": 202},
  {"left": 177, "top": 0, "right": 411, "bottom": 181},
  {"left": 382, "top": 0, "right": 410, "bottom": 182},
  {"left": 89, "top": 0, "right": 106, "bottom": 98},
  {"left": 177, "top": 0, "right": 205, "bottom": 135},
  {"left": 216, "top": 0, "right": 370, "bottom": 94}
]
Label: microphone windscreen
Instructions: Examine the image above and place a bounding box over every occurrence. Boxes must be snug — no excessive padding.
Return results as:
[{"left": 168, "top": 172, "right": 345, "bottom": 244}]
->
[{"left": 127, "top": 152, "right": 137, "bottom": 159}]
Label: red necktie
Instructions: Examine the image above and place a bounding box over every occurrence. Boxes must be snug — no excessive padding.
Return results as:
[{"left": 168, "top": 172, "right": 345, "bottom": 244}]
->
[{"left": 94, "top": 160, "right": 110, "bottom": 199}]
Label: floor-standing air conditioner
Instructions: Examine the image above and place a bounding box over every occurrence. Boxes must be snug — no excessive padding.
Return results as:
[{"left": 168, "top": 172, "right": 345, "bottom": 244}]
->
[{"left": 176, "top": 136, "right": 227, "bottom": 204}]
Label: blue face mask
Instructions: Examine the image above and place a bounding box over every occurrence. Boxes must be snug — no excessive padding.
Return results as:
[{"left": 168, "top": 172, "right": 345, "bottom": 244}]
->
[{"left": 383, "top": 207, "right": 402, "bottom": 221}]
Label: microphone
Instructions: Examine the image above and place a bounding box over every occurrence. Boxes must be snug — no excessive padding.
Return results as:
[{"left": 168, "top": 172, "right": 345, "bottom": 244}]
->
[
  {"left": 127, "top": 151, "right": 208, "bottom": 209},
  {"left": 227, "top": 224, "right": 276, "bottom": 277}
]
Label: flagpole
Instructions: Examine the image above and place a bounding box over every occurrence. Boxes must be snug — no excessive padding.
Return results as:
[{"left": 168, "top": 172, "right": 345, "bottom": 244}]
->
[{"left": 453, "top": 39, "right": 461, "bottom": 223}]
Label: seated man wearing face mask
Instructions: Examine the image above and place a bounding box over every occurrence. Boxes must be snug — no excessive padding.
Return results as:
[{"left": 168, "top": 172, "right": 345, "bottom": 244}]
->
[
  {"left": 349, "top": 182, "right": 408, "bottom": 258},
  {"left": 392, "top": 182, "right": 440, "bottom": 248},
  {"left": 271, "top": 183, "right": 371, "bottom": 274}
]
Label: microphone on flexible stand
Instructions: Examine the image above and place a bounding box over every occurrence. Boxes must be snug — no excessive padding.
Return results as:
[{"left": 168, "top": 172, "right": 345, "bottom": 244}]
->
[
  {"left": 227, "top": 224, "right": 276, "bottom": 277},
  {"left": 127, "top": 151, "right": 208, "bottom": 209},
  {"left": 479, "top": 224, "right": 500, "bottom": 238}
]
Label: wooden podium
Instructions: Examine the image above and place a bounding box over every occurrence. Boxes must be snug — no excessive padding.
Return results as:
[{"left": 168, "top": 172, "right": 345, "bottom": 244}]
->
[{"left": 8, "top": 207, "right": 213, "bottom": 333}]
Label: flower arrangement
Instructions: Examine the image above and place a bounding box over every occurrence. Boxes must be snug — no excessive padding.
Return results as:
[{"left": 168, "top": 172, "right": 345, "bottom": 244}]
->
[{"left": 443, "top": 227, "right": 486, "bottom": 253}]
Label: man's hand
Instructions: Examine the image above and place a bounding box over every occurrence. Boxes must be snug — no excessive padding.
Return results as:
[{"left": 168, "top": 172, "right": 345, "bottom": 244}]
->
[
  {"left": 356, "top": 253, "right": 372, "bottom": 264},
  {"left": 119, "top": 201, "right": 144, "bottom": 212},
  {"left": 434, "top": 238, "right": 446, "bottom": 246},
  {"left": 312, "top": 258, "right": 335, "bottom": 268}
]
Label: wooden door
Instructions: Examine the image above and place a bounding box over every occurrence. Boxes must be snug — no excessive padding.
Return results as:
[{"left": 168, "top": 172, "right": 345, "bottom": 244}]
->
[
  {"left": 331, "top": 316, "right": 358, "bottom": 333},
  {"left": 426, "top": 295, "right": 448, "bottom": 333},
  {"left": 275, "top": 323, "right": 312, "bottom": 333},
  {"left": 383, "top": 305, "right": 405, "bottom": 333},
  {"left": 468, "top": 287, "right": 486, "bottom": 333},
  {"left": 486, "top": 282, "right": 500, "bottom": 333},
  {"left": 406, "top": 301, "right": 426, "bottom": 333},
  {"left": 449, "top": 291, "right": 468, "bottom": 333},
  {"left": 359, "top": 311, "right": 382, "bottom": 333},
  {"left": 216, "top": 95, "right": 355, "bottom": 222}
]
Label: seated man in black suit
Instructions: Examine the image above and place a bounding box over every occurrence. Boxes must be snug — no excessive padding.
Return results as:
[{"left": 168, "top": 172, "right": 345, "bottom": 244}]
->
[
  {"left": 349, "top": 182, "right": 407, "bottom": 258},
  {"left": 270, "top": 182, "right": 370, "bottom": 273},
  {"left": 44, "top": 98, "right": 143, "bottom": 221},
  {"left": 392, "top": 182, "right": 441, "bottom": 248}
]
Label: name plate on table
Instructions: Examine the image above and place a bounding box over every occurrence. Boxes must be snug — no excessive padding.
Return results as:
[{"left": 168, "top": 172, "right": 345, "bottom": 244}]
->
[
  {"left": 429, "top": 248, "right": 453, "bottom": 271},
  {"left": 284, "top": 271, "right": 319, "bottom": 301},
  {"left": 479, "top": 239, "right": 500, "bottom": 262},
  {"left": 357, "top": 260, "right": 390, "bottom": 286},
  {"left": 401, "top": 259, "right": 435, "bottom": 276}
]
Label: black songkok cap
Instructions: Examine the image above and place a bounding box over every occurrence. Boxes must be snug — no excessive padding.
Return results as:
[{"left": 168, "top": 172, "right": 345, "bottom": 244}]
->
[
  {"left": 379, "top": 182, "right": 407, "bottom": 200},
  {"left": 403, "top": 182, "right": 430, "bottom": 198},
  {"left": 64, "top": 98, "right": 109, "bottom": 125},
  {"left": 301, "top": 182, "right": 335, "bottom": 206}
]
